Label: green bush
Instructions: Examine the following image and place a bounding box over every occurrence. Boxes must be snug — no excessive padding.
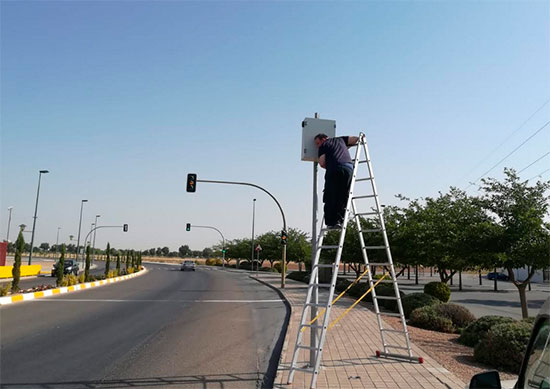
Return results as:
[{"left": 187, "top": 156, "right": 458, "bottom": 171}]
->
[
  {"left": 273, "top": 262, "right": 287, "bottom": 273},
  {"left": 424, "top": 281, "right": 451, "bottom": 303},
  {"left": 474, "top": 321, "right": 532, "bottom": 373},
  {"left": 66, "top": 274, "right": 78, "bottom": 286},
  {"left": 0, "top": 283, "right": 11, "bottom": 296},
  {"left": 436, "top": 303, "right": 476, "bottom": 330},
  {"left": 78, "top": 273, "right": 86, "bottom": 284},
  {"left": 402, "top": 292, "right": 441, "bottom": 318},
  {"left": 286, "top": 271, "right": 310, "bottom": 283},
  {"left": 335, "top": 278, "right": 352, "bottom": 292},
  {"left": 374, "top": 283, "right": 405, "bottom": 312},
  {"left": 409, "top": 305, "right": 454, "bottom": 333},
  {"left": 205, "top": 258, "right": 222, "bottom": 266},
  {"left": 458, "top": 316, "right": 516, "bottom": 347}
]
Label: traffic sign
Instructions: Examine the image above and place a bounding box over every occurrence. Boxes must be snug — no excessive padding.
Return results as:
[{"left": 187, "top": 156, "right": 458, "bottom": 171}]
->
[{"left": 255, "top": 244, "right": 262, "bottom": 252}]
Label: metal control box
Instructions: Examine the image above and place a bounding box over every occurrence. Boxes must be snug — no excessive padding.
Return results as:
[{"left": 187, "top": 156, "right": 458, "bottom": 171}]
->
[{"left": 301, "top": 117, "right": 336, "bottom": 162}]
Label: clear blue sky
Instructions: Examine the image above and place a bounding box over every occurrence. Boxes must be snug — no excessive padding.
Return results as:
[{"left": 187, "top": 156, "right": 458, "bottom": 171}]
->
[{"left": 1, "top": 1, "right": 549, "bottom": 252}]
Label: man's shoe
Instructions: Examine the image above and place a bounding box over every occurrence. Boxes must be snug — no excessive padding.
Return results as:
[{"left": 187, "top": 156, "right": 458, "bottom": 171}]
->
[{"left": 327, "top": 223, "right": 343, "bottom": 230}]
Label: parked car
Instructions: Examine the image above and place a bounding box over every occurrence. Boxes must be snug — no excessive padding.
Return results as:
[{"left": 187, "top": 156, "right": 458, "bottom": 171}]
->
[
  {"left": 51, "top": 259, "right": 79, "bottom": 276},
  {"left": 469, "top": 297, "right": 550, "bottom": 389},
  {"left": 181, "top": 260, "right": 196, "bottom": 271},
  {"left": 487, "top": 272, "right": 509, "bottom": 281}
]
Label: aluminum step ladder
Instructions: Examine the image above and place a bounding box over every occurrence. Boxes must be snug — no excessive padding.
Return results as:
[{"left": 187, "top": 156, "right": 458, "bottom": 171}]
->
[{"left": 287, "top": 132, "right": 422, "bottom": 389}]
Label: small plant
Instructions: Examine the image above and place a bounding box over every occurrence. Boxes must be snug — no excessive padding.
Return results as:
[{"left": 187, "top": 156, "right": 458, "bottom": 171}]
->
[
  {"left": 474, "top": 321, "right": 532, "bottom": 373},
  {"left": 205, "top": 258, "right": 222, "bottom": 266},
  {"left": 59, "top": 277, "right": 69, "bottom": 287},
  {"left": 104, "top": 243, "right": 111, "bottom": 277},
  {"left": 401, "top": 292, "right": 441, "bottom": 318},
  {"left": 56, "top": 244, "right": 66, "bottom": 286},
  {"left": 12, "top": 230, "right": 25, "bottom": 293},
  {"left": 84, "top": 245, "right": 91, "bottom": 281},
  {"left": 424, "top": 281, "right": 451, "bottom": 303},
  {"left": 116, "top": 252, "right": 121, "bottom": 274},
  {"left": 78, "top": 273, "right": 86, "bottom": 284},
  {"left": 0, "top": 283, "right": 11, "bottom": 296},
  {"left": 127, "top": 267, "right": 134, "bottom": 274},
  {"left": 66, "top": 274, "right": 78, "bottom": 286},
  {"left": 409, "top": 305, "right": 454, "bottom": 333},
  {"left": 458, "top": 315, "right": 516, "bottom": 347}
]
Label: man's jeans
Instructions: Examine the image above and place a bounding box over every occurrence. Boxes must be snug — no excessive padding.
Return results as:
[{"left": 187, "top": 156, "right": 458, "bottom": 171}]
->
[{"left": 323, "top": 165, "right": 353, "bottom": 226}]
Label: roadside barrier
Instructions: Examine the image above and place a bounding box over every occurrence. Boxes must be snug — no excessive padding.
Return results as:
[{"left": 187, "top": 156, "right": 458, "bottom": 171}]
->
[{"left": 0, "top": 265, "right": 41, "bottom": 278}]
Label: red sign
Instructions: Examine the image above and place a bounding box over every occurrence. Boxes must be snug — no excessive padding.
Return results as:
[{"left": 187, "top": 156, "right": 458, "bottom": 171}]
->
[{"left": 255, "top": 244, "right": 262, "bottom": 252}]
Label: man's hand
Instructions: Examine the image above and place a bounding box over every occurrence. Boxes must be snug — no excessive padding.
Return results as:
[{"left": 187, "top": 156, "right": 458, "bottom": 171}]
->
[
  {"left": 347, "top": 136, "right": 359, "bottom": 147},
  {"left": 319, "top": 154, "right": 326, "bottom": 168}
]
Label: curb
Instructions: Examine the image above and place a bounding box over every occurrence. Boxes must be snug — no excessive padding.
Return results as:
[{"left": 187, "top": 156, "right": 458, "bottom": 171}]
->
[{"left": 0, "top": 267, "right": 148, "bottom": 306}]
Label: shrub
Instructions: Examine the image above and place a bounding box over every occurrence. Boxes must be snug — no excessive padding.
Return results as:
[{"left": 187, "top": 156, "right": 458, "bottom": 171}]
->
[
  {"left": 436, "top": 303, "right": 476, "bottom": 330},
  {"left": 107, "top": 270, "right": 116, "bottom": 278},
  {"left": 0, "top": 283, "right": 11, "bottom": 296},
  {"left": 335, "top": 278, "right": 352, "bottom": 292},
  {"left": 287, "top": 271, "right": 310, "bottom": 283},
  {"left": 205, "top": 258, "right": 222, "bottom": 266},
  {"left": 273, "top": 262, "right": 287, "bottom": 273},
  {"left": 66, "top": 274, "right": 78, "bottom": 286},
  {"left": 374, "top": 284, "right": 405, "bottom": 312},
  {"left": 59, "top": 277, "right": 69, "bottom": 287},
  {"left": 126, "top": 267, "right": 134, "bottom": 274},
  {"left": 402, "top": 293, "right": 441, "bottom": 318},
  {"left": 474, "top": 321, "right": 532, "bottom": 373},
  {"left": 458, "top": 316, "right": 516, "bottom": 347},
  {"left": 78, "top": 273, "right": 86, "bottom": 284},
  {"left": 424, "top": 281, "right": 451, "bottom": 303},
  {"left": 409, "top": 305, "right": 454, "bottom": 333}
]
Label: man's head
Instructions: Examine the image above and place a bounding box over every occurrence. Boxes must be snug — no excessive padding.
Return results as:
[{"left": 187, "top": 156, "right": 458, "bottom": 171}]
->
[{"left": 314, "top": 133, "right": 329, "bottom": 148}]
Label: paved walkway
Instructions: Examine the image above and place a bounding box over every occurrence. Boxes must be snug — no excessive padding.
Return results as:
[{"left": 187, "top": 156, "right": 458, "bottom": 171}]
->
[{"left": 253, "top": 274, "right": 466, "bottom": 389}]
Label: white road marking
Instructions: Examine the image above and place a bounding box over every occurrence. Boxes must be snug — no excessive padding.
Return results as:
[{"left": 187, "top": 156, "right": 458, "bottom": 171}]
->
[{"left": 33, "top": 298, "right": 284, "bottom": 303}]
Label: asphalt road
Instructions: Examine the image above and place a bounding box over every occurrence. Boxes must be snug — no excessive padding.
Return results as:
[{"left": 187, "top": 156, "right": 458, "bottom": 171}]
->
[{"left": 0, "top": 263, "right": 288, "bottom": 388}]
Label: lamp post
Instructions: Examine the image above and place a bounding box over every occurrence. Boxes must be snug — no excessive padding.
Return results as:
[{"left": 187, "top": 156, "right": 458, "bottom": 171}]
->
[
  {"left": 56, "top": 227, "right": 61, "bottom": 253},
  {"left": 75, "top": 199, "right": 88, "bottom": 265},
  {"left": 251, "top": 199, "right": 256, "bottom": 270},
  {"left": 92, "top": 215, "right": 100, "bottom": 264},
  {"left": 6, "top": 206, "right": 13, "bottom": 242},
  {"left": 28, "top": 170, "right": 49, "bottom": 265}
]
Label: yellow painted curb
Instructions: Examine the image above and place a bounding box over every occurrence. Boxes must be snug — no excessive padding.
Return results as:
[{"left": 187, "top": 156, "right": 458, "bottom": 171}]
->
[
  {"left": 0, "top": 268, "right": 147, "bottom": 306},
  {"left": 0, "top": 265, "right": 42, "bottom": 278}
]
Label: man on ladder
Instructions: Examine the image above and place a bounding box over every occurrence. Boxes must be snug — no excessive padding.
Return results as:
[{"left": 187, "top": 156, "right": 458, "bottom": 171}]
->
[{"left": 314, "top": 133, "right": 359, "bottom": 229}]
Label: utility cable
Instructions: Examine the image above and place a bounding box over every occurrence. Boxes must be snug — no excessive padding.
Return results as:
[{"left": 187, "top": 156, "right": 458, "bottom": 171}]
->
[{"left": 518, "top": 152, "right": 550, "bottom": 174}]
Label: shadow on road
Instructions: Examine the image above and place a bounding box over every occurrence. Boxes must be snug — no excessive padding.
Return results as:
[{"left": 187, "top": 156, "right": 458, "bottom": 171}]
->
[{"left": 1, "top": 372, "right": 263, "bottom": 388}]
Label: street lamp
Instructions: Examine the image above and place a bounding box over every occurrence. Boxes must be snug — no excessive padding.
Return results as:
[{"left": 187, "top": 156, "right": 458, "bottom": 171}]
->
[
  {"left": 56, "top": 227, "right": 61, "bottom": 253},
  {"left": 92, "top": 214, "right": 100, "bottom": 263},
  {"left": 251, "top": 199, "right": 256, "bottom": 269},
  {"left": 5, "top": 206, "right": 13, "bottom": 242},
  {"left": 76, "top": 199, "right": 88, "bottom": 264},
  {"left": 28, "top": 170, "right": 49, "bottom": 265}
]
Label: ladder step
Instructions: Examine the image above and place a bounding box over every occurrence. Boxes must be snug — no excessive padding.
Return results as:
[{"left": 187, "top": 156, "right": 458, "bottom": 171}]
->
[
  {"left": 384, "top": 344, "right": 411, "bottom": 351},
  {"left": 314, "top": 263, "right": 335, "bottom": 268},
  {"left": 375, "top": 296, "right": 399, "bottom": 301},
  {"left": 297, "top": 345, "right": 322, "bottom": 351},
  {"left": 363, "top": 246, "right": 387, "bottom": 250},
  {"left": 306, "top": 303, "right": 328, "bottom": 308},
  {"left": 300, "top": 324, "right": 325, "bottom": 329},
  {"left": 352, "top": 195, "right": 376, "bottom": 200},
  {"left": 355, "top": 212, "right": 379, "bottom": 217},
  {"left": 293, "top": 367, "right": 315, "bottom": 373},
  {"left": 377, "top": 312, "right": 402, "bottom": 317},
  {"left": 308, "top": 283, "right": 332, "bottom": 288},
  {"left": 367, "top": 262, "right": 391, "bottom": 266},
  {"left": 356, "top": 177, "right": 374, "bottom": 182},
  {"left": 381, "top": 328, "right": 409, "bottom": 334},
  {"left": 359, "top": 228, "right": 384, "bottom": 233},
  {"left": 318, "top": 245, "right": 340, "bottom": 250},
  {"left": 357, "top": 160, "right": 369, "bottom": 164}
]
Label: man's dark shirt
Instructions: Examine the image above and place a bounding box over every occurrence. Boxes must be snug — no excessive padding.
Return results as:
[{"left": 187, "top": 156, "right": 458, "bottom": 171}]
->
[{"left": 318, "top": 136, "right": 353, "bottom": 171}]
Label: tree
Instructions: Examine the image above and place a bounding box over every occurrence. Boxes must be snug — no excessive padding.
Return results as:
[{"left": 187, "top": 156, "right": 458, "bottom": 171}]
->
[
  {"left": 56, "top": 244, "right": 66, "bottom": 286},
  {"left": 39, "top": 242, "right": 50, "bottom": 251},
  {"left": 480, "top": 169, "right": 550, "bottom": 318},
  {"left": 178, "top": 245, "right": 191, "bottom": 258},
  {"left": 116, "top": 252, "right": 121, "bottom": 273},
  {"left": 202, "top": 247, "right": 213, "bottom": 258},
  {"left": 161, "top": 246, "right": 170, "bottom": 256},
  {"left": 256, "top": 232, "right": 281, "bottom": 268},
  {"left": 12, "top": 230, "right": 24, "bottom": 292},
  {"left": 85, "top": 245, "right": 91, "bottom": 281},
  {"left": 105, "top": 243, "right": 111, "bottom": 276},
  {"left": 285, "top": 228, "right": 311, "bottom": 271},
  {"left": 125, "top": 250, "right": 131, "bottom": 271}
]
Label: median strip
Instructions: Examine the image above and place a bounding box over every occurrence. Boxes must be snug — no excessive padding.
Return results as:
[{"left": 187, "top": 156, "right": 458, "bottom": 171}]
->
[
  {"left": 0, "top": 268, "right": 147, "bottom": 306},
  {"left": 33, "top": 298, "right": 284, "bottom": 303}
]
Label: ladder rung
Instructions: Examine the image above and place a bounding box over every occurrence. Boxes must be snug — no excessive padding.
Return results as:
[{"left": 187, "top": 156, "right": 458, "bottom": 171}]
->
[
  {"left": 308, "top": 283, "right": 332, "bottom": 288},
  {"left": 377, "top": 312, "right": 402, "bottom": 317},
  {"left": 318, "top": 245, "right": 340, "bottom": 250},
  {"left": 314, "top": 263, "right": 335, "bottom": 268},
  {"left": 375, "top": 296, "right": 399, "bottom": 301},
  {"left": 300, "top": 324, "right": 325, "bottom": 329},
  {"left": 381, "top": 328, "right": 408, "bottom": 334},
  {"left": 363, "top": 246, "right": 387, "bottom": 250},
  {"left": 355, "top": 177, "right": 374, "bottom": 182},
  {"left": 293, "top": 367, "right": 315, "bottom": 373},
  {"left": 352, "top": 195, "right": 376, "bottom": 200},
  {"left": 367, "top": 262, "right": 391, "bottom": 266},
  {"left": 306, "top": 302, "right": 328, "bottom": 307},
  {"left": 355, "top": 212, "right": 379, "bottom": 217},
  {"left": 360, "top": 228, "right": 384, "bottom": 233},
  {"left": 384, "top": 344, "right": 411, "bottom": 351},
  {"left": 357, "top": 160, "right": 368, "bottom": 164},
  {"left": 297, "top": 345, "right": 321, "bottom": 351}
]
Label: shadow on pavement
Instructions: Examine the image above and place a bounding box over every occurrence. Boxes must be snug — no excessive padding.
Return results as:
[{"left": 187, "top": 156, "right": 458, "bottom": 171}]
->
[
  {"left": 0, "top": 372, "right": 263, "bottom": 388},
  {"left": 453, "top": 298, "right": 546, "bottom": 309}
]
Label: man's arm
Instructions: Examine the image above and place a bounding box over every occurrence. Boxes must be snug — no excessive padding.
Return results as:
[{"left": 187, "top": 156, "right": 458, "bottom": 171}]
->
[
  {"left": 347, "top": 136, "right": 359, "bottom": 147},
  {"left": 319, "top": 154, "right": 326, "bottom": 169}
]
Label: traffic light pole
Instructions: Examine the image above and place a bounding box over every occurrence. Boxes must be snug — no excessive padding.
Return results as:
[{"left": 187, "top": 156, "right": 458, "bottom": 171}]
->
[
  {"left": 81, "top": 225, "right": 128, "bottom": 267},
  {"left": 189, "top": 224, "right": 225, "bottom": 267},
  {"left": 195, "top": 179, "right": 288, "bottom": 288}
]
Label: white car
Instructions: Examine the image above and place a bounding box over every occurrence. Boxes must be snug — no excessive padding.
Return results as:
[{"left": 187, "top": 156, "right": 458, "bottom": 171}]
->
[{"left": 180, "top": 260, "right": 196, "bottom": 271}]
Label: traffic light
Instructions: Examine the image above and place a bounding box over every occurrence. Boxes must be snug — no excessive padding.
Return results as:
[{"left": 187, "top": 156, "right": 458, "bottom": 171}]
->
[
  {"left": 186, "top": 223, "right": 191, "bottom": 232},
  {"left": 123, "top": 224, "right": 128, "bottom": 232},
  {"left": 281, "top": 230, "right": 287, "bottom": 245},
  {"left": 186, "top": 173, "right": 197, "bottom": 192}
]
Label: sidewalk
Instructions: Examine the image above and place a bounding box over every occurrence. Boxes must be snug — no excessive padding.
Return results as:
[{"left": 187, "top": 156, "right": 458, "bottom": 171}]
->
[{"left": 253, "top": 273, "right": 466, "bottom": 389}]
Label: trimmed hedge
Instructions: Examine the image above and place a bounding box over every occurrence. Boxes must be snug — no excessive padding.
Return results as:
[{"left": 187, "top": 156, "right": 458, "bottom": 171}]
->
[
  {"left": 458, "top": 315, "right": 516, "bottom": 347},
  {"left": 474, "top": 321, "right": 532, "bottom": 373},
  {"left": 424, "top": 281, "right": 451, "bottom": 303},
  {"left": 402, "top": 292, "right": 441, "bottom": 318},
  {"left": 409, "top": 303, "right": 475, "bottom": 333}
]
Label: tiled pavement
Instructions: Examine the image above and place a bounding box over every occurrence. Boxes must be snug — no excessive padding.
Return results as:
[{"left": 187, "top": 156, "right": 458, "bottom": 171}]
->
[{"left": 254, "top": 273, "right": 466, "bottom": 389}]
